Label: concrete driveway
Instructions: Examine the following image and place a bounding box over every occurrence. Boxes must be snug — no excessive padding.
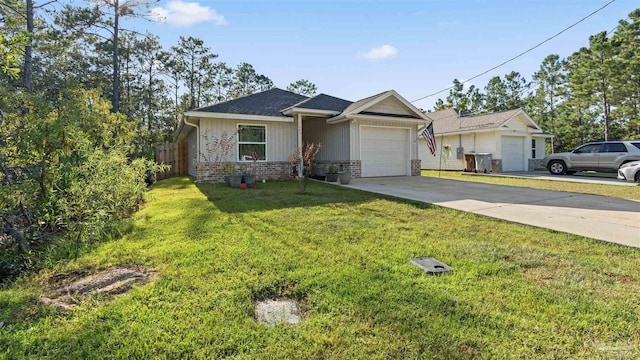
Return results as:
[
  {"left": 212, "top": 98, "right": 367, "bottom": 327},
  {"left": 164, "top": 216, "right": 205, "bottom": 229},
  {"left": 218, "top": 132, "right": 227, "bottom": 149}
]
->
[
  {"left": 344, "top": 176, "right": 640, "bottom": 248},
  {"left": 469, "top": 171, "right": 636, "bottom": 186}
]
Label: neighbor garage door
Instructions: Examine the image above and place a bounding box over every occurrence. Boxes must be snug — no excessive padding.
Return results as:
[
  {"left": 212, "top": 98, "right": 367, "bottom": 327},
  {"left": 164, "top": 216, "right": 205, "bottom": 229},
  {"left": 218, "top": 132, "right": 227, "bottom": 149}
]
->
[
  {"left": 361, "top": 126, "right": 409, "bottom": 177},
  {"left": 501, "top": 136, "right": 525, "bottom": 172}
]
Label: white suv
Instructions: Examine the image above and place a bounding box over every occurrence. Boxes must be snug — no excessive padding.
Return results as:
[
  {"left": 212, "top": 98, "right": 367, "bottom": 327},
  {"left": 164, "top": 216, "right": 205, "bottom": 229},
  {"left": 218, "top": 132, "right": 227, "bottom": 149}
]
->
[{"left": 543, "top": 141, "right": 640, "bottom": 175}]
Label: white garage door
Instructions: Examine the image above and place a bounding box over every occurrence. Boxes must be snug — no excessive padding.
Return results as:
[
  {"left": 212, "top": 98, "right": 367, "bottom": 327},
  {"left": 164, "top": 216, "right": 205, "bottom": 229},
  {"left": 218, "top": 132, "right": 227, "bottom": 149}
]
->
[
  {"left": 361, "top": 126, "right": 409, "bottom": 177},
  {"left": 502, "top": 136, "right": 525, "bottom": 172}
]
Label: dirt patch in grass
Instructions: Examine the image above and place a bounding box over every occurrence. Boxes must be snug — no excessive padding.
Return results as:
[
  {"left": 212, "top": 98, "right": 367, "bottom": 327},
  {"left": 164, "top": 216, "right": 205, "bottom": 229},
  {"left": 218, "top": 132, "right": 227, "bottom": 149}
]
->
[{"left": 39, "top": 266, "right": 157, "bottom": 311}]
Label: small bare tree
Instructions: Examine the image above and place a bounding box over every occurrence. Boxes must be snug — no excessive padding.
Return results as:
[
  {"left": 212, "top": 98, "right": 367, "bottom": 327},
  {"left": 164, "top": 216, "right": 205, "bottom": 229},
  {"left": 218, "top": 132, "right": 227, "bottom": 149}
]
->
[
  {"left": 199, "top": 129, "right": 237, "bottom": 199},
  {"left": 288, "top": 142, "right": 320, "bottom": 193}
]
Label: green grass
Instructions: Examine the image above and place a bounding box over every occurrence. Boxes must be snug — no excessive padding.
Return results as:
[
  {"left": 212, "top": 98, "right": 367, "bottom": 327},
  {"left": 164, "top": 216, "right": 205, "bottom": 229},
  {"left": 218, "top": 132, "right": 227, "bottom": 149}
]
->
[
  {"left": 1, "top": 177, "right": 639, "bottom": 359},
  {"left": 422, "top": 170, "right": 640, "bottom": 201}
]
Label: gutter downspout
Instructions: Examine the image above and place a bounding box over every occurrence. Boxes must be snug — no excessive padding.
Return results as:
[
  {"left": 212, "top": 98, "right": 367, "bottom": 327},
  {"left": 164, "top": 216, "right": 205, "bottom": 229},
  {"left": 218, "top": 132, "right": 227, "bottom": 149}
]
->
[{"left": 183, "top": 115, "right": 200, "bottom": 176}]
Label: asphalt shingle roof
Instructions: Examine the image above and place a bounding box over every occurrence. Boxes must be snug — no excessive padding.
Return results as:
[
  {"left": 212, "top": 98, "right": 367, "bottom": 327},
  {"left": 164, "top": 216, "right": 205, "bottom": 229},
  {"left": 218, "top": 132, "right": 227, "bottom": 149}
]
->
[
  {"left": 426, "top": 108, "right": 521, "bottom": 134},
  {"left": 193, "top": 88, "right": 308, "bottom": 117},
  {"left": 340, "top": 90, "right": 391, "bottom": 115},
  {"left": 289, "top": 94, "right": 353, "bottom": 112}
]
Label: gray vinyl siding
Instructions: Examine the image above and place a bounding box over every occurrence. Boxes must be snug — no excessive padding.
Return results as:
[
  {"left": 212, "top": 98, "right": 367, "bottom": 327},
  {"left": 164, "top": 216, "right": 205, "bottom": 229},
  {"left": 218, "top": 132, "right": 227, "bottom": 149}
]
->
[
  {"left": 187, "top": 127, "right": 197, "bottom": 177},
  {"left": 351, "top": 120, "right": 419, "bottom": 160},
  {"left": 366, "top": 97, "right": 414, "bottom": 116},
  {"left": 302, "top": 118, "right": 350, "bottom": 161},
  {"left": 198, "top": 117, "right": 297, "bottom": 162}
]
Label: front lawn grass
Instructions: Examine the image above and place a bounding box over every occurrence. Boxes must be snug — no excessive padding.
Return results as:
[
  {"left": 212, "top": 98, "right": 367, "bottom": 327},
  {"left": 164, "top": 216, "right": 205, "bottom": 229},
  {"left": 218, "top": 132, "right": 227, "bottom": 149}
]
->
[
  {"left": 1, "top": 177, "right": 639, "bottom": 358},
  {"left": 422, "top": 170, "right": 640, "bottom": 201}
]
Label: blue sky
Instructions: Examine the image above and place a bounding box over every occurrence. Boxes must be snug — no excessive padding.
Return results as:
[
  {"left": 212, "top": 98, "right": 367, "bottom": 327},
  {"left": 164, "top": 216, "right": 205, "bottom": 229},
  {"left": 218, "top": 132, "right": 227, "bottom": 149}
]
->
[{"left": 129, "top": 0, "right": 637, "bottom": 109}]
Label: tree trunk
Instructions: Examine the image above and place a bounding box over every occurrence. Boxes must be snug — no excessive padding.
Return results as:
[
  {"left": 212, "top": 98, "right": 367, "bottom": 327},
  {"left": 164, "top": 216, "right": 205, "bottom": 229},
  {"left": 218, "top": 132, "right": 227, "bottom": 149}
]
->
[
  {"left": 174, "top": 72, "right": 179, "bottom": 123},
  {"left": 124, "top": 46, "right": 131, "bottom": 117},
  {"left": 24, "top": 0, "right": 34, "bottom": 93},
  {"left": 603, "top": 90, "right": 610, "bottom": 141},
  {"left": 112, "top": 0, "right": 120, "bottom": 113},
  {"left": 148, "top": 65, "right": 153, "bottom": 131},
  {"left": 189, "top": 55, "right": 195, "bottom": 109}
]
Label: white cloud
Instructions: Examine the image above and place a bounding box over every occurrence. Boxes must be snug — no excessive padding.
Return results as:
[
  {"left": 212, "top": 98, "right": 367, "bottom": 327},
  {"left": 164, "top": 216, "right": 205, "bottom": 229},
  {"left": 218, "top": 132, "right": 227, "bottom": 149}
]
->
[
  {"left": 360, "top": 44, "right": 398, "bottom": 61},
  {"left": 150, "top": 1, "right": 227, "bottom": 27}
]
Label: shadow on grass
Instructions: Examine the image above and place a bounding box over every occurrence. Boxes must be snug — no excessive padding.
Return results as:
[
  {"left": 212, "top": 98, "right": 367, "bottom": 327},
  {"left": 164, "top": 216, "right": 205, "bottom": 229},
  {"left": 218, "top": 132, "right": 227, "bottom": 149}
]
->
[{"left": 194, "top": 180, "right": 380, "bottom": 214}]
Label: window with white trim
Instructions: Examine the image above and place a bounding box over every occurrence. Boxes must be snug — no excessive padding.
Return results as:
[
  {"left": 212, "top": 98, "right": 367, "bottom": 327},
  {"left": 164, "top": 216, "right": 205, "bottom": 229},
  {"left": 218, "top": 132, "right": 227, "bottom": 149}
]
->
[
  {"left": 238, "top": 124, "right": 266, "bottom": 161},
  {"left": 531, "top": 139, "right": 536, "bottom": 158}
]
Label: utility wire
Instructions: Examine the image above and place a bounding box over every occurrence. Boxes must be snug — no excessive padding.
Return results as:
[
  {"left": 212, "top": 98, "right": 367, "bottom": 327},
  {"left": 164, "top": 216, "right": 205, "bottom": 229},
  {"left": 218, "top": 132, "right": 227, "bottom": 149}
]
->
[
  {"left": 606, "top": 16, "right": 628, "bottom": 36},
  {"left": 411, "top": 0, "right": 617, "bottom": 103}
]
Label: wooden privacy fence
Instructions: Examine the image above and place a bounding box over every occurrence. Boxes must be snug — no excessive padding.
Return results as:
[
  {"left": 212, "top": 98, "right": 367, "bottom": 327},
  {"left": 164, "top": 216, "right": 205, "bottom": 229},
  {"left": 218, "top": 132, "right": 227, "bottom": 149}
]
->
[{"left": 155, "top": 142, "right": 188, "bottom": 180}]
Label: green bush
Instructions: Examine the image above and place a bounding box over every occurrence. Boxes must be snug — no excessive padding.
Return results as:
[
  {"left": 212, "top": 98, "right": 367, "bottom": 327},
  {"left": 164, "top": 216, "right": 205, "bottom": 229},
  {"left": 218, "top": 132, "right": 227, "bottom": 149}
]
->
[
  {"left": 58, "top": 150, "right": 159, "bottom": 254},
  {"left": 0, "top": 87, "right": 163, "bottom": 281}
]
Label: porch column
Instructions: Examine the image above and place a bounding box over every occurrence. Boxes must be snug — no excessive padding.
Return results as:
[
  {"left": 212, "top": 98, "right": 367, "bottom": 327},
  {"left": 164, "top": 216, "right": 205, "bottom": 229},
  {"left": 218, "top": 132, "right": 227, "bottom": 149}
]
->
[{"left": 297, "top": 114, "right": 303, "bottom": 175}]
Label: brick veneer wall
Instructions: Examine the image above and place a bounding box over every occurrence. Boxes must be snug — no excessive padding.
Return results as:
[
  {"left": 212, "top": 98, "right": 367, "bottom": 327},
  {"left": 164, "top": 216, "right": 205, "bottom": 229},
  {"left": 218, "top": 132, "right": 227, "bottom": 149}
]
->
[
  {"left": 528, "top": 159, "right": 545, "bottom": 171},
  {"left": 197, "top": 159, "right": 426, "bottom": 181},
  {"left": 411, "top": 159, "right": 421, "bottom": 176},
  {"left": 196, "top": 161, "right": 292, "bottom": 182},
  {"left": 314, "top": 160, "right": 362, "bottom": 178}
]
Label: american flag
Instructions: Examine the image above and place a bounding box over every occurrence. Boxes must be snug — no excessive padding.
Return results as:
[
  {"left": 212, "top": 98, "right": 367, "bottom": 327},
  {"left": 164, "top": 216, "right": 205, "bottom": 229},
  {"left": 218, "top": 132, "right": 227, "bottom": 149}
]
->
[{"left": 421, "top": 122, "right": 437, "bottom": 156}]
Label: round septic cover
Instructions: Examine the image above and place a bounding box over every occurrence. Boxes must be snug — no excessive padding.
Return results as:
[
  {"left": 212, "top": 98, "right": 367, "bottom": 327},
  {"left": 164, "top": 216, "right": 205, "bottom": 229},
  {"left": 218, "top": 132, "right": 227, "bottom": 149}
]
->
[{"left": 255, "top": 299, "right": 301, "bottom": 326}]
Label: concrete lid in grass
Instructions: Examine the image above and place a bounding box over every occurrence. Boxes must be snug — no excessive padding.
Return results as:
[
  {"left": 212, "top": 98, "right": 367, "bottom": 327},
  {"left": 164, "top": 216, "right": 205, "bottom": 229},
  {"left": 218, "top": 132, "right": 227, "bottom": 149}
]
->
[{"left": 255, "top": 299, "right": 301, "bottom": 326}]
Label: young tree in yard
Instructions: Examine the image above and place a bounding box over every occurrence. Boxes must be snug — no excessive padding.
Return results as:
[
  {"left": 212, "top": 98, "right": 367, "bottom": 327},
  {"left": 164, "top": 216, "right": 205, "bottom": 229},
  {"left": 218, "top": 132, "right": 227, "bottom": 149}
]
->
[
  {"left": 288, "top": 142, "right": 320, "bottom": 194},
  {"left": 199, "top": 129, "right": 237, "bottom": 199},
  {"left": 286, "top": 79, "right": 317, "bottom": 96}
]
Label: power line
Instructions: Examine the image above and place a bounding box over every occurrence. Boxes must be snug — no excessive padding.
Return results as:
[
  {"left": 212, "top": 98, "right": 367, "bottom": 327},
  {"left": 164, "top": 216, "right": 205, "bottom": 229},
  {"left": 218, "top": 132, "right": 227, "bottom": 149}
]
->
[
  {"left": 606, "top": 16, "right": 628, "bottom": 36},
  {"left": 411, "top": 0, "right": 617, "bottom": 103}
]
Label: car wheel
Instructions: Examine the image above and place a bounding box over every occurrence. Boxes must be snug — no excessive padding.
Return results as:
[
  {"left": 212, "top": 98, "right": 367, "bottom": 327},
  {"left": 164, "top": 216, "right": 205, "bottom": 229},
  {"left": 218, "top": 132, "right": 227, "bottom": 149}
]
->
[
  {"left": 548, "top": 160, "right": 566, "bottom": 175},
  {"left": 635, "top": 171, "right": 640, "bottom": 183}
]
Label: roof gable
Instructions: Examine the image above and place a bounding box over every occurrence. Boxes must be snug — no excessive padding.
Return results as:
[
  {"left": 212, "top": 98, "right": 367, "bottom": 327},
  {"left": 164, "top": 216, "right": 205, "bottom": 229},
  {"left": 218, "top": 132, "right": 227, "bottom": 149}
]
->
[
  {"left": 193, "top": 88, "right": 307, "bottom": 117},
  {"left": 363, "top": 96, "right": 415, "bottom": 116},
  {"left": 502, "top": 111, "right": 542, "bottom": 131},
  {"left": 335, "top": 90, "right": 431, "bottom": 122}
]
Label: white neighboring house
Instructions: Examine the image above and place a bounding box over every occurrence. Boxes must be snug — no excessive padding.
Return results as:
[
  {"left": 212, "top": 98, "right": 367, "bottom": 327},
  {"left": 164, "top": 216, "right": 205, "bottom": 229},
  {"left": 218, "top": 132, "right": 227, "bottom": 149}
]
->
[{"left": 419, "top": 108, "right": 553, "bottom": 172}]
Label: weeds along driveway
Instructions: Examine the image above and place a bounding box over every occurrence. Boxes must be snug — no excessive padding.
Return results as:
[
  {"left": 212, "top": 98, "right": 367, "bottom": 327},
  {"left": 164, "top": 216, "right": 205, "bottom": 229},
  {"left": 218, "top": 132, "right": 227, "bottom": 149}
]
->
[{"left": 344, "top": 176, "right": 640, "bottom": 248}]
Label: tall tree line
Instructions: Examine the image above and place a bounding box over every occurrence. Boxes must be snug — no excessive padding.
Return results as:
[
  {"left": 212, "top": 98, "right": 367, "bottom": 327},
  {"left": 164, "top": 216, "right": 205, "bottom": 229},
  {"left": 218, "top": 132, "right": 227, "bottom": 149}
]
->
[
  {"left": 432, "top": 9, "right": 640, "bottom": 152},
  {"left": 0, "top": 0, "right": 312, "bottom": 157}
]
